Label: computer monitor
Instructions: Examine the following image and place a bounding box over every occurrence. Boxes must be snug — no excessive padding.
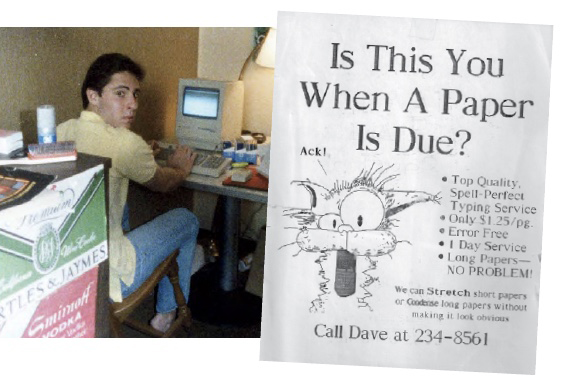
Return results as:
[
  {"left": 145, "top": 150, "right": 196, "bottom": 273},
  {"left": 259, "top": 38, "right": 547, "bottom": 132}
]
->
[{"left": 175, "top": 78, "right": 244, "bottom": 151}]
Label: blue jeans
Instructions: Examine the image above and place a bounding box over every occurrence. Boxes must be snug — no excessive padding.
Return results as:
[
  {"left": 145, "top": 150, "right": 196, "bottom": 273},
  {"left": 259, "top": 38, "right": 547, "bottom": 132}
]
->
[{"left": 121, "top": 208, "right": 199, "bottom": 313}]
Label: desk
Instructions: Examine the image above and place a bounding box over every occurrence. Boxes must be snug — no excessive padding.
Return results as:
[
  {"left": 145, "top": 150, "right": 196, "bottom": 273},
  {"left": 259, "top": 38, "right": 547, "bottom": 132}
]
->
[{"left": 183, "top": 171, "right": 267, "bottom": 291}]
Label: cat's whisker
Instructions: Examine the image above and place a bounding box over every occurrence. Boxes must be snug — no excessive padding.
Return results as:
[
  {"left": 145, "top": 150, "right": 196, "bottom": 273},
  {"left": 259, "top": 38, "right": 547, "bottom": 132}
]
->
[{"left": 279, "top": 241, "right": 297, "bottom": 250}]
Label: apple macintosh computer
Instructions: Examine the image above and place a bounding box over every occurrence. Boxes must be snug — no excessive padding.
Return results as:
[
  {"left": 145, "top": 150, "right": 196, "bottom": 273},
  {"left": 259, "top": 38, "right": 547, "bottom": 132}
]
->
[{"left": 160, "top": 78, "right": 244, "bottom": 177}]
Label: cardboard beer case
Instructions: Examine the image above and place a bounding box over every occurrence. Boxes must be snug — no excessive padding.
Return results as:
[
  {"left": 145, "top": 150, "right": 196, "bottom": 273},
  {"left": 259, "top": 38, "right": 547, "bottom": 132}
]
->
[{"left": 0, "top": 165, "right": 108, "bottom": 337}]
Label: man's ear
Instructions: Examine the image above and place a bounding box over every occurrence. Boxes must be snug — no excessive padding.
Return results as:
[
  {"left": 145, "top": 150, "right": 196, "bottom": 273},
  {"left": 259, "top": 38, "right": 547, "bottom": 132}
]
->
[{"left": 86, "top": 88, "right": 101, "bottom": 107}]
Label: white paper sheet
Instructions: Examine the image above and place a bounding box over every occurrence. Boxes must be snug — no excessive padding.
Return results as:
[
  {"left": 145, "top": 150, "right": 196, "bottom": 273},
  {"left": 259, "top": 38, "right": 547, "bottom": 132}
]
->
[{"left": 260, "top": 11, "right": 552, "bottom": 374}]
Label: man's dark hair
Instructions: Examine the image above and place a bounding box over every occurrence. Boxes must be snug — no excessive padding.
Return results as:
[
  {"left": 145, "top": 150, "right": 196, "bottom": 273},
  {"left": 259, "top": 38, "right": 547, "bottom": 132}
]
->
[{"left": 81, "top": 53, "right": 145, "bottom": 109}]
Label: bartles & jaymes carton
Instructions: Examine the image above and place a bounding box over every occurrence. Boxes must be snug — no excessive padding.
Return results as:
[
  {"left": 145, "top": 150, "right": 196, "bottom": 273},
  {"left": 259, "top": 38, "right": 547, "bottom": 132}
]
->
[{"left": 0, "top": 165, "right": 107, "bottom": 337}]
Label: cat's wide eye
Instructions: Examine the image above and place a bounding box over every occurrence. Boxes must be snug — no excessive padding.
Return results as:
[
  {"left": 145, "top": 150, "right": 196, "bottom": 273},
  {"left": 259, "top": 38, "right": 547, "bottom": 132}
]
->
[
  {"left": 318, "top": 213, "right": 343, "bottom": 230},
  {"left": 340, "top": 191, "right": 385, "bottom": 230}
]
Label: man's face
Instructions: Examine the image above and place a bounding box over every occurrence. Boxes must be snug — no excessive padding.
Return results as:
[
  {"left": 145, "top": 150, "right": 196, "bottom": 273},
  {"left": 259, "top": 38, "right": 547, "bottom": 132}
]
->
[{"left": 87, "top": 71, "right": 140, "bottom": 129}]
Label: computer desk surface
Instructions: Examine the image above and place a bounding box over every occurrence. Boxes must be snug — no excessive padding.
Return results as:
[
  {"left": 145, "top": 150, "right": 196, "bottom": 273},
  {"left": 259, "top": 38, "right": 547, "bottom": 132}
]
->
[
  {"left": 182, "top": 169, "right": 268, "bottom": 204},
  {"left": 155, "top": 153, "right": 267, "bottom": 204}
]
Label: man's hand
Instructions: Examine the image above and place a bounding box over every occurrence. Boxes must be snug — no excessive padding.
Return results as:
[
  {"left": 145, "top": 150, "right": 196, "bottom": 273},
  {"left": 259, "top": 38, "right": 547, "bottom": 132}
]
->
[
  {"left": 144, "top": 145, "right": 197, "bottom": 193},
  {"left": 167, "top": 145, "right": 197, "bottom": 178},
  {"left": 147, "top": 140, "right": 161, "bottom": 157}
]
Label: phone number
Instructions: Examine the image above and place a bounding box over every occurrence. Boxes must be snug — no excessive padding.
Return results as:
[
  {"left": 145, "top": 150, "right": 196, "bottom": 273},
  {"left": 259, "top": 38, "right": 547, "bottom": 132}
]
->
[{"left": 415, "top": 329, "right": 489, "bottom": 346}]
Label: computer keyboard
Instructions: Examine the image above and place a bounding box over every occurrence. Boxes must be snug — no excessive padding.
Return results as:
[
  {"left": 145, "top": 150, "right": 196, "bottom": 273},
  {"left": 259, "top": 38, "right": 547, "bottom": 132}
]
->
[
  {"left": 192, "top": 151, "right": 232, "bottom": 177},
  {"left": 156, "top": 143, "right": 231, "bottom": 178}
]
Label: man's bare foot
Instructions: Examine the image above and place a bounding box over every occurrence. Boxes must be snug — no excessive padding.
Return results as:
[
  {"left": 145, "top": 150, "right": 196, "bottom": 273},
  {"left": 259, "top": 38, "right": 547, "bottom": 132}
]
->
[{"left": 150, "top": 310, "right": 176, "bottom": 333}]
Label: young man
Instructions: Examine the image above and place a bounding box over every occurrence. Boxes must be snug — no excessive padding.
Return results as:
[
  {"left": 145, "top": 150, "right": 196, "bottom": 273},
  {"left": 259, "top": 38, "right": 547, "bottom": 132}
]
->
[{"left": 57, "top": 53, "right": 202, "bottom": 333}]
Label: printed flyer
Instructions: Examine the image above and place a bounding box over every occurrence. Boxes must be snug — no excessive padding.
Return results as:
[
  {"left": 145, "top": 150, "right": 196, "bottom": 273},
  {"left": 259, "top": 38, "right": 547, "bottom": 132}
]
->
[{"left": 260, "top": 12, "right": 552, "bottom": 374}]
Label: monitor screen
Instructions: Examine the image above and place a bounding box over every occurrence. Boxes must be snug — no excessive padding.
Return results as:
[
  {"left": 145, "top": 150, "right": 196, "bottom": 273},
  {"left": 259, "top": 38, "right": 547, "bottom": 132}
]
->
[{"left": 182, "top": 87, "right": 220, "bottom": 119}]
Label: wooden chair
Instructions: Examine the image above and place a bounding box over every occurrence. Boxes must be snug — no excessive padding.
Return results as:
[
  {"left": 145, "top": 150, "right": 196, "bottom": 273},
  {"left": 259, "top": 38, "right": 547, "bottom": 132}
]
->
[{"left": 109, "top": 250, "right": 192, "bottom": 337}]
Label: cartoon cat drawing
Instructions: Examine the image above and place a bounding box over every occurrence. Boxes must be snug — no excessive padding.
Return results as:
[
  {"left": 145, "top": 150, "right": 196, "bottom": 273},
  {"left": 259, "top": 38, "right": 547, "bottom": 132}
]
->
[{"left": 287, "top": 164, "right": 439, "bottom": 300}]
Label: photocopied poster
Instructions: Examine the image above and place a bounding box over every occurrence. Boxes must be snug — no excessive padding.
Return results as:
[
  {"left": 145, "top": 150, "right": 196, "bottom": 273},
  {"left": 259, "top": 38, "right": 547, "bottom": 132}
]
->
[{"left": 260, "top": 12, "right": 552, "bottom": 374}]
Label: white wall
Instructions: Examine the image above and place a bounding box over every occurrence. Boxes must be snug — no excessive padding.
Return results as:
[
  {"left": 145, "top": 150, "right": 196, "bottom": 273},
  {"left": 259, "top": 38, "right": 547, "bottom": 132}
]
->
[
  {"left": 198, "top": 27, "right": 275, "bottom": 136},
  {"left": 198, "top": 27, "right": 254, "bottom": 81}
]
